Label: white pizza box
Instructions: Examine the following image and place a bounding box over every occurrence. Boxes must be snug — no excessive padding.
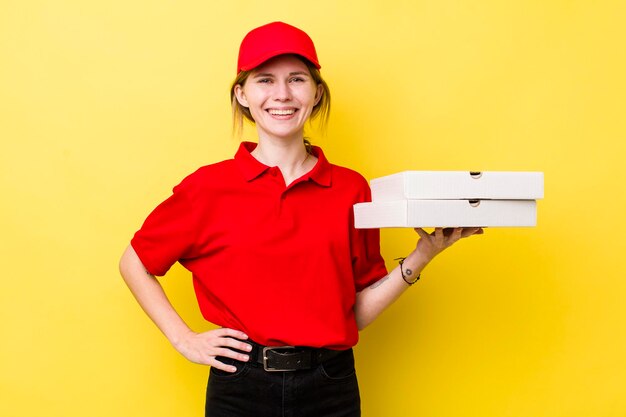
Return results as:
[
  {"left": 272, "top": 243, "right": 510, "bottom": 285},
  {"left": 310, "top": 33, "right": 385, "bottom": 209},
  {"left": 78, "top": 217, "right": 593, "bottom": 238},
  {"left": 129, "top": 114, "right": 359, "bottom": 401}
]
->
[
  {"left": 354, "top": 199, "right": 537, "bottom": 228},
  {"left": 371, "top": 171, "right": 544, "bottom": 201}
]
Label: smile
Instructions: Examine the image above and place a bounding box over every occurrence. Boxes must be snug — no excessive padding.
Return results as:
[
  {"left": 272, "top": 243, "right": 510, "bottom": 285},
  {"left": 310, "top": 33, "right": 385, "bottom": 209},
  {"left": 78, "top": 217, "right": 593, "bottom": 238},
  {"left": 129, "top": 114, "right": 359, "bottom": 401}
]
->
[{"left": 268, "top": 109, "right": 296, "bottom": 116}]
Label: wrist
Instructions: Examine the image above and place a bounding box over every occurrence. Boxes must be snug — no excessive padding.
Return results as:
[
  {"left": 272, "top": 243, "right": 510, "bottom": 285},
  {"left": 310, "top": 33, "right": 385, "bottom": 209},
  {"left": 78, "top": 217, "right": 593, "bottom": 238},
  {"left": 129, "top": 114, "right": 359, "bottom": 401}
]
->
[
  {"left": 403, "top": 249, "right": 431, "bottom": 272},
  {"left": 168, "top": 327, "right": 196, "bottom": 351},
  {"left": 395, "top": 257, "right": 420, "bottom": 285},
  {"left": 395, "top": 250, "right": 429, "bottom": 286}
]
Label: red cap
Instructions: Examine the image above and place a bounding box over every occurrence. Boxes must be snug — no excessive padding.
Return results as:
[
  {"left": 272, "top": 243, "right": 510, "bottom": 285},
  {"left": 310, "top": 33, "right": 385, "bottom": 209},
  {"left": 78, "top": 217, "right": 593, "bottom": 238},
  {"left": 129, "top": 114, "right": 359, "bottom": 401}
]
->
[{"left": 237, "top": 22, "right": 321, "bottom": 73}]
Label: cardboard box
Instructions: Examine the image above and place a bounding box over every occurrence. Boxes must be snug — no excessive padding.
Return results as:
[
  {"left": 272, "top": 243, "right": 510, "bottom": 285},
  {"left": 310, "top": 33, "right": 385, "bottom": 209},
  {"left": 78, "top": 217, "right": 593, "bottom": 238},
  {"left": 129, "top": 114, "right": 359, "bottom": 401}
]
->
[
  {"left": 354, "top": 199, "right": 537, "bottom": 228},
  {"left": 371, "top": 171, "right": 544, "bottom": 201}
]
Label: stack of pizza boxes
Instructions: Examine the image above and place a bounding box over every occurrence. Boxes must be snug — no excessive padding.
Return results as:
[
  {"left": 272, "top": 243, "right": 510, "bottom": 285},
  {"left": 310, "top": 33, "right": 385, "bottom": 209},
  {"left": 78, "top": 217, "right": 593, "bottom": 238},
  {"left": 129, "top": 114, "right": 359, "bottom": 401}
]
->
[{"left": 354, "top": 171, "right": 544, "bottom": 228}]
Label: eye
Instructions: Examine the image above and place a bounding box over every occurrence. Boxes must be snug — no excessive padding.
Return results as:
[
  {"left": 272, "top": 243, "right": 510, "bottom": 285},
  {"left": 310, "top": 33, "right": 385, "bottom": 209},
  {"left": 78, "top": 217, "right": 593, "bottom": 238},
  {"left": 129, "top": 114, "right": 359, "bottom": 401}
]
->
[
  {"left": 257, "top": 78, "right": 272, "bottom": 84},
  {"left": 289, "top": 77, "right": 306, "bottom": 83}
]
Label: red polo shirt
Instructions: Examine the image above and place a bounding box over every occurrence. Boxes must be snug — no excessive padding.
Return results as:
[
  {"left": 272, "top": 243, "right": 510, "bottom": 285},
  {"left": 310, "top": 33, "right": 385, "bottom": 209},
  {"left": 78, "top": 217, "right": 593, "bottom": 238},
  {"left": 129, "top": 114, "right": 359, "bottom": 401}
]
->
[{"left": 131, "top": 142, "right": 387, "bottom": 349}]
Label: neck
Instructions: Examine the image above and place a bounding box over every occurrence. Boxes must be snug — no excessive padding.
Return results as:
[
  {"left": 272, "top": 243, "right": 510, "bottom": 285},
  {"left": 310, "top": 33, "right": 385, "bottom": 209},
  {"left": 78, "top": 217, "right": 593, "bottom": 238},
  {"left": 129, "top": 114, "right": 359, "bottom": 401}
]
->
[{"left": 253, "top": 136, "right": 309, "bottom": 168}]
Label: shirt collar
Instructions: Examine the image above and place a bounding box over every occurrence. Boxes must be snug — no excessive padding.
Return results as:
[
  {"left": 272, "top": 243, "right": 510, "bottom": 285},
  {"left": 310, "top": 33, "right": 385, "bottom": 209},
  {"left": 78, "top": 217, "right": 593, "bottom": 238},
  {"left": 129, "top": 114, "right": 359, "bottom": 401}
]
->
[{"left": 235, "top": 141, "right": 332, "bottom": 187}]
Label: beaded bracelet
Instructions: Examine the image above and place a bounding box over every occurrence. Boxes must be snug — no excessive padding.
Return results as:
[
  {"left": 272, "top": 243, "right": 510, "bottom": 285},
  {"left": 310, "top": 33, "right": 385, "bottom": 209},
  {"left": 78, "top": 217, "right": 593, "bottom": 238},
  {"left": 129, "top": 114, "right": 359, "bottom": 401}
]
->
[{"left": 394, "top": 257, "right": 421, "bottom": 286}]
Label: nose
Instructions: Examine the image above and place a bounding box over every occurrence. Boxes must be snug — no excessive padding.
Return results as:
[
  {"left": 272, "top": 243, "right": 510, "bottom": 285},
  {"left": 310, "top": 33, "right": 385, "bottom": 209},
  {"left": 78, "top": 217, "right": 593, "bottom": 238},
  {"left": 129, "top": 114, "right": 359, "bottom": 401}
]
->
[{"left": 272, "top": 80, "right": 292, "bottom": 101}]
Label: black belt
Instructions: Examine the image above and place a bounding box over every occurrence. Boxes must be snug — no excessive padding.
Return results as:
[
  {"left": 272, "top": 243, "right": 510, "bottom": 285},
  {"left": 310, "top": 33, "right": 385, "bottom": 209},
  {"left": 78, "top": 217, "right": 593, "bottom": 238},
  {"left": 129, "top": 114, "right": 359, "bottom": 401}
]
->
[{"left": 247, "top": 340, "right": 345, "bottom": 372}]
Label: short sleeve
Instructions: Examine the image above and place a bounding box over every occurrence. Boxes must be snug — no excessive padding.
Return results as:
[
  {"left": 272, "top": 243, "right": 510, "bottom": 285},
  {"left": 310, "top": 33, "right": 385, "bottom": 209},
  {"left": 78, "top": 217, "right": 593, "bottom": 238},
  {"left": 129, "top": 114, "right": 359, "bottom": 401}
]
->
[
  {"left": 350, "top": 180, "right": 388, "bottom": 291},
  {"left": 130, "top": 178, "right": 200, "bottom": 276}
]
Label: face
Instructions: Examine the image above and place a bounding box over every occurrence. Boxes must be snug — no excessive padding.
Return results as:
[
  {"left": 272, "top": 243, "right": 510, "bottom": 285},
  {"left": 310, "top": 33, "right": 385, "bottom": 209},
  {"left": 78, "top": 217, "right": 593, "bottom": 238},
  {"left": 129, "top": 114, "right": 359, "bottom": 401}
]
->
[{"left": 234, "top": 54, "right": 323, "bottom": 141}]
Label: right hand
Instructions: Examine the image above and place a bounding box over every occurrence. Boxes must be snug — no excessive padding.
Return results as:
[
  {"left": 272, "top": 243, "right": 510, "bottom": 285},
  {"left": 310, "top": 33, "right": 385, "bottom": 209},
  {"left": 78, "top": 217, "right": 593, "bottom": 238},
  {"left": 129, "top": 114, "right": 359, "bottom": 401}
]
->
[{"left": 174, "top": 327, "right": 252, "bottom": 372}]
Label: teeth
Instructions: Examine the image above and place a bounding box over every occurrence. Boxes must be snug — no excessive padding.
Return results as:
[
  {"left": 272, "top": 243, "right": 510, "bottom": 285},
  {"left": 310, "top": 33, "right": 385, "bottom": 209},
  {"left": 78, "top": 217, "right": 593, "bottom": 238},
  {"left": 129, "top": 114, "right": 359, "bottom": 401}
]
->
[{"left": 269, "top": 109, "right": 295, "bottom": 116}]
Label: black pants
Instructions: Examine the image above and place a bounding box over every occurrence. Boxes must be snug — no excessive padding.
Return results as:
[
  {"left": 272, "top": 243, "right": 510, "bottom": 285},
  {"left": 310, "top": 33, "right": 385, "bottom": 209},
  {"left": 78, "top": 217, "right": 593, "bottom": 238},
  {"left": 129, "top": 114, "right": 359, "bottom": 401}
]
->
[{"left": 206, "top": 348, "right": 360, "bottom": 417}]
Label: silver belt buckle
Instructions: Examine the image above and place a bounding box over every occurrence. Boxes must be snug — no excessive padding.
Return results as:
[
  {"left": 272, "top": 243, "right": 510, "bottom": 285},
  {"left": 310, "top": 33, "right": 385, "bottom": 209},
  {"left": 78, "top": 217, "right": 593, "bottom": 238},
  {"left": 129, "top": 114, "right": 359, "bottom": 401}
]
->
[{"left": 263, "top": 346, "right": 296, "bottom": 372}]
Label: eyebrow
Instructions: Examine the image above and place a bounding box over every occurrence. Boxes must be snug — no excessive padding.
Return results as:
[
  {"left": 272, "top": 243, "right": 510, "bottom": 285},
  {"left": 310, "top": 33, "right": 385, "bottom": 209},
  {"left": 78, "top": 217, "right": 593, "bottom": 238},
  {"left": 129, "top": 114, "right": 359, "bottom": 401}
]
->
[{"left": 252, "top": 71, "right": 310, "bottom": 78}]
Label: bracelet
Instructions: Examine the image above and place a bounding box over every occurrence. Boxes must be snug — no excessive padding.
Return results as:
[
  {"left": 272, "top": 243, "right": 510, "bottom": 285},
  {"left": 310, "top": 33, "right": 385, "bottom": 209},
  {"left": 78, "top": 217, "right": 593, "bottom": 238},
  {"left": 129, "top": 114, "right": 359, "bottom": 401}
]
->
[{"left": 394, "top": 257, "right": 421, "bottom": 286}]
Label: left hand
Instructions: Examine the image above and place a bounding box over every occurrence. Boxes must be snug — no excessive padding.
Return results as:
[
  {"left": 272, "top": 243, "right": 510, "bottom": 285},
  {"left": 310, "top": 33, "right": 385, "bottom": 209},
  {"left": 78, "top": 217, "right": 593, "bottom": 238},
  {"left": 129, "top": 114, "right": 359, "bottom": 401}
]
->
[{"left": 414, "top": 227, "right": 483, "bottom": 262}]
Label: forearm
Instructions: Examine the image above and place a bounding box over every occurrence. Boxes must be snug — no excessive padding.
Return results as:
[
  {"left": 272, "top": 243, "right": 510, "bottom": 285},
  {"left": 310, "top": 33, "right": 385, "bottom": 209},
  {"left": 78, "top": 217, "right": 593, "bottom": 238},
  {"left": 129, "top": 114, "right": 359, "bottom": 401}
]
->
[
  {"left": 119, "top": 245, "right": 193, "bottom": 348},
  {"left": 354, "top": 249, "right": 430, "bottom": 330},
  {"left": 355, "top": 227, "right": 483, "bottom": 330}
]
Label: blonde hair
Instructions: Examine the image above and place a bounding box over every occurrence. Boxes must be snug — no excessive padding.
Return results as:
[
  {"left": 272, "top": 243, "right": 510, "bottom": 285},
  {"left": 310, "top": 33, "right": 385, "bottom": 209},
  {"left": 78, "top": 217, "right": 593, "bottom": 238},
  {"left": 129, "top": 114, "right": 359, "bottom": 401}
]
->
[{"left": 230, "top": 56, "right": 331, "bottom": 139}]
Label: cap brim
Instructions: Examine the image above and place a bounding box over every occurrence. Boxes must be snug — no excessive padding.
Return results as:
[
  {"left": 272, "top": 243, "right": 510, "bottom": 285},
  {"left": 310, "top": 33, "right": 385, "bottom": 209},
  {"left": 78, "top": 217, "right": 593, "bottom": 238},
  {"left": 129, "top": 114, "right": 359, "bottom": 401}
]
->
[{"left": 239, "top": 50, "right": 321, "bottom": 72}]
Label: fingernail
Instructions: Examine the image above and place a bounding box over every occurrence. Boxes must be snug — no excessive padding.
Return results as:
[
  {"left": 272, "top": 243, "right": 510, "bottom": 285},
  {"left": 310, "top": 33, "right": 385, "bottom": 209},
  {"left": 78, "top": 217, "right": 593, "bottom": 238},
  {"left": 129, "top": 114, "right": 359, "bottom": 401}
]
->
[{"left": 242, "top": 355, "right": 249, "bottom": 362}]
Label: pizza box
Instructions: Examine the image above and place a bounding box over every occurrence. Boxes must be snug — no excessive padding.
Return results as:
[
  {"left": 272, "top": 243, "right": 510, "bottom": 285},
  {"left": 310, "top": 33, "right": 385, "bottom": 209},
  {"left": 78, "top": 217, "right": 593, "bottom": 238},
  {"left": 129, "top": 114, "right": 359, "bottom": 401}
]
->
[
  {"left": 370, "top": 171, "right": 544, "bottom": 201},
  {"left": 354, "top": 199, "right": 537, "bottom": 228}
]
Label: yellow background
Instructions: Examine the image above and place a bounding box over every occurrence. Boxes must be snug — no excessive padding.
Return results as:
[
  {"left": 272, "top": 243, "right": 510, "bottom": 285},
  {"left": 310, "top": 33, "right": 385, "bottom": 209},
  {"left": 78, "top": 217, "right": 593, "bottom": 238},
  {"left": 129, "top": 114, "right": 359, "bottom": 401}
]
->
[{"left": 1, "top": 1, "right": 625, "bottom": 416}]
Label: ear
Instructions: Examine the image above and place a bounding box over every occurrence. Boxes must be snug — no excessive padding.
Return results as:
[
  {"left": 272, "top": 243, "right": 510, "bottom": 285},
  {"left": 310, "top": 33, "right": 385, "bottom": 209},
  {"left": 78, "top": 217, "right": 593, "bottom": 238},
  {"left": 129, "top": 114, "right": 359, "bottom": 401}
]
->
[
  {"left": 233, "top": 84, "right": 249, "bottom": 108},
  {"left": 314, "top": 84, "right": 323, "bottom": 106}
]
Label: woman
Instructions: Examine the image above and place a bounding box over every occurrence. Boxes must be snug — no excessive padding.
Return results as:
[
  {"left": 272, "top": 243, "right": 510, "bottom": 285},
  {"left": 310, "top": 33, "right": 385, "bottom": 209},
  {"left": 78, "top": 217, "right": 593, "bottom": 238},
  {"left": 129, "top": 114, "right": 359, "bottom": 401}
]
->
[{"left": 119, "top": 21, "right": 482, "bottom": 417}]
